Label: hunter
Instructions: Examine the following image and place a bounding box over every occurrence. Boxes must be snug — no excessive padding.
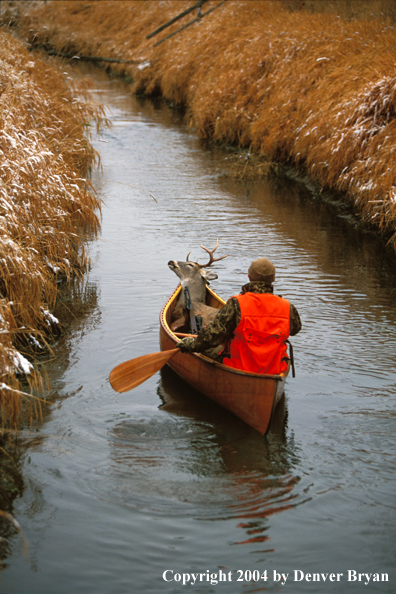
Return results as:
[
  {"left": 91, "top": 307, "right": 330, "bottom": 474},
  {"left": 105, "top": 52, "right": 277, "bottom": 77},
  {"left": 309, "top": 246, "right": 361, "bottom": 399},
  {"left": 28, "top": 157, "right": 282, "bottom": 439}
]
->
[{"left": 176, "top": 257, "right": 301, "bottom": 375}]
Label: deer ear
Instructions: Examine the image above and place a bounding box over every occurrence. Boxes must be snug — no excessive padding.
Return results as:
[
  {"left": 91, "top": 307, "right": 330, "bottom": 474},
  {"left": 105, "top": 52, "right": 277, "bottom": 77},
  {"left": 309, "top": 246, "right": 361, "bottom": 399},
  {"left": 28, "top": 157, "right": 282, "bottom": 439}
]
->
[{"left": 203, "top": 271, "right": 218, "bottom": 282}]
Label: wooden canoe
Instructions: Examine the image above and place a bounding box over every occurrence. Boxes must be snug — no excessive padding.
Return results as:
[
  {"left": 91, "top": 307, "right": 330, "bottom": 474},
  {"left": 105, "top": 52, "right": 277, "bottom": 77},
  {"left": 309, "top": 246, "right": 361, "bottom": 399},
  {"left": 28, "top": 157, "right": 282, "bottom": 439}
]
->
[{"left": 159, "top": 285, "right": 290, "bottom": 435}]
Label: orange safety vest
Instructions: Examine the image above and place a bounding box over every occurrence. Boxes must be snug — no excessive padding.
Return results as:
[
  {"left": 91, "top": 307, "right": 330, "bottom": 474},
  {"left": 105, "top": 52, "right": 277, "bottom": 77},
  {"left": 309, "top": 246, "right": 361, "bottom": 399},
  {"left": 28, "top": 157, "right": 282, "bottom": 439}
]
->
[{"left": 223, "top": 292, "right": 291, "bottom": 375}]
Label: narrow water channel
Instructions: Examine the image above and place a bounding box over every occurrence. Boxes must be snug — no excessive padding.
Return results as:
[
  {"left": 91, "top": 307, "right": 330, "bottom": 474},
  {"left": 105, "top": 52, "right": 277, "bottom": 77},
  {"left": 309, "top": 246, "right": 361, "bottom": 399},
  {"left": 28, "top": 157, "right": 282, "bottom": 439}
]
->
[{"left": 1, "top": 67, "right": 395, "bottom": 594}]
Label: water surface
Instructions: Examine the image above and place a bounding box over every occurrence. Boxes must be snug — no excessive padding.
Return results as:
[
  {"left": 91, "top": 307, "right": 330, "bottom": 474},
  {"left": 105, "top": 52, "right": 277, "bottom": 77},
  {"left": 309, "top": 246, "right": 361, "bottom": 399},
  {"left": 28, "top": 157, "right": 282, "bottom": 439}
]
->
[{"left": 1, "top": 67, "right": 395, "bottom": 594}]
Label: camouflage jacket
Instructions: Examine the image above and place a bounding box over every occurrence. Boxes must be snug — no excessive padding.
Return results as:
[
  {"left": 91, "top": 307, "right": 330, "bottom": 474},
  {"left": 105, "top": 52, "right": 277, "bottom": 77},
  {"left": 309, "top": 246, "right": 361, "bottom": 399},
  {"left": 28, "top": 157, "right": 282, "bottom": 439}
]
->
[{"left": 182, "top": 281, "right": 301, "bottom": 354}]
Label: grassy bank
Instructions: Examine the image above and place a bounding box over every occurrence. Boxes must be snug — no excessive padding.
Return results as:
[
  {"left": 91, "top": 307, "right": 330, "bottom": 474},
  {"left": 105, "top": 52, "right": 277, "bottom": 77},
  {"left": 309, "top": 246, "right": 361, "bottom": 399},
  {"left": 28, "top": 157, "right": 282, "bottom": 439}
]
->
[
  {"left": 0, "top": 28, "right": 104, "bottom": 430},
  {"left": 9, "top": 0, "right": 396, "bottom": 250}
]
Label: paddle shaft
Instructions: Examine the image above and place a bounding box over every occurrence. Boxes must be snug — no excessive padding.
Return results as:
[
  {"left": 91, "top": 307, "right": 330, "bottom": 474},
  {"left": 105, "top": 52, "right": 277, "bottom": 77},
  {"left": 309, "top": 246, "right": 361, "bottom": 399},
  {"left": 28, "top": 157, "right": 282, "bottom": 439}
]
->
[{"left": 109, "top": 348, "right": 179, "bottom": 393}]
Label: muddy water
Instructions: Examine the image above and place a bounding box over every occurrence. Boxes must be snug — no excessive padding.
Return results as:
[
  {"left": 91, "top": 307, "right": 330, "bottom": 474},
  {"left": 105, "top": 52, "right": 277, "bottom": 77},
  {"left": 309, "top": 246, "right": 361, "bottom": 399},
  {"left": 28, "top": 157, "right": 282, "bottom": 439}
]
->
[{"left": 1, "top": 68, "right": 396, "bottom": 594}]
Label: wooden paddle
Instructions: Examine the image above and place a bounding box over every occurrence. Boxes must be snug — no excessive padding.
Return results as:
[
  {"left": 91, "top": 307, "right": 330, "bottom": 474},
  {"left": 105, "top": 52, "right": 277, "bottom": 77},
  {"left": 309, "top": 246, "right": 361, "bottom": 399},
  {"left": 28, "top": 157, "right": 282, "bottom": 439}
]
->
[{"left": 109, "top": 348, "right": 179, "bottom": 393}]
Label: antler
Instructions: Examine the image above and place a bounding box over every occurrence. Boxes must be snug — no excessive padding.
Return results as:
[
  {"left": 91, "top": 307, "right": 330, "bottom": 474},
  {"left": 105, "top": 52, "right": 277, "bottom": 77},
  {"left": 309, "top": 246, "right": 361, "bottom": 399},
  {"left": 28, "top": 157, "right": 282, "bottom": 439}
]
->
[{"left": 198, "top": 239, "right": 227, "bottom": 268}]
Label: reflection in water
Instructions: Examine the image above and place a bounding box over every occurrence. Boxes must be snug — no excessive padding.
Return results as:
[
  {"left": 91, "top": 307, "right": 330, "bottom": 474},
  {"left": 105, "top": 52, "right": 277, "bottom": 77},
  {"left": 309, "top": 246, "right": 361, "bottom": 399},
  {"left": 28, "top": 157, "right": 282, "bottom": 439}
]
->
[
  {"left": 47, "top": 276, "right": 101, "bottom": 398},
  {"left": 107, "top": 365, "right": 303, "bottom": 550},
  {"left": 0, "top": 448, "right": 26, "bottom": 569},
  {"left": 0, "top": 275, "right": 100, "bottom": 567}
]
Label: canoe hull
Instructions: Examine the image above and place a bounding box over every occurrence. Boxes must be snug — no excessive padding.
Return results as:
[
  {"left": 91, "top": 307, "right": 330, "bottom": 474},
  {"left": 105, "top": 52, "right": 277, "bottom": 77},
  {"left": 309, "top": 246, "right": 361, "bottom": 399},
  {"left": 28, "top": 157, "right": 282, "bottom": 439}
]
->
[{"left": 159, "top": 285, "right": 289, "bottom": 435}]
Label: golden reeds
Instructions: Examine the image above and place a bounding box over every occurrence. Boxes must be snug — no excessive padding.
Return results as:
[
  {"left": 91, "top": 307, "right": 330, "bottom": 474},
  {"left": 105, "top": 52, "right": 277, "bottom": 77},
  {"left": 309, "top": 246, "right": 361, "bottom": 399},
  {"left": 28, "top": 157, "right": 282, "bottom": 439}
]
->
[
  {"left": 9, "top": 0, "right": 396, "bottom": 248},
  {"left": 0, "top": 28, "right": 105, "bottom": 429}
]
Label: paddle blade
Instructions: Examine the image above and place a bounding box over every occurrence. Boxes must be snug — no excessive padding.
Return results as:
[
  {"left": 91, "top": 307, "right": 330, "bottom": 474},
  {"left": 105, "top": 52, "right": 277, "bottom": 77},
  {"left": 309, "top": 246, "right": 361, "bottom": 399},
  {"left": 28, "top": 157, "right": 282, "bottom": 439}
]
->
[{"left": 109, "top": 348, "right": 179, "bottom": 393}]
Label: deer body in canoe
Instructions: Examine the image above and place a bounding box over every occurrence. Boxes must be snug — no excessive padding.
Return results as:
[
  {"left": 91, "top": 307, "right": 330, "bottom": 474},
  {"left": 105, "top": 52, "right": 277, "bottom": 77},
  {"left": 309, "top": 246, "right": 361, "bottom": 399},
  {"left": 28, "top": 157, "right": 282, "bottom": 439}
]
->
[{"left": 168, "top": 240, "right": 227, "bottom": 332}]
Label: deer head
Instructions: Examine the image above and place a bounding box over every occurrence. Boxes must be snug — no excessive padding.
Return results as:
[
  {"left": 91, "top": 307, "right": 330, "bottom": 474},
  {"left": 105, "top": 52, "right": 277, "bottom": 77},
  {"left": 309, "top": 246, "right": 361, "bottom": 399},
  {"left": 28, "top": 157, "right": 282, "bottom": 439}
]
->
[{"left": 168, "top": 239, "right": 227, "bottom": 303}]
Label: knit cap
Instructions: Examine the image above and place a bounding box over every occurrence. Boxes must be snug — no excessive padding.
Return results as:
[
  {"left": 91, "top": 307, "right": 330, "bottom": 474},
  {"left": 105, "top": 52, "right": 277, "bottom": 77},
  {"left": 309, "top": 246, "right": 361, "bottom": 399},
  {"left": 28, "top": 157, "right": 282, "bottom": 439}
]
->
[{"left": 248, "top": 258, "right": 276, "bottom": 283}]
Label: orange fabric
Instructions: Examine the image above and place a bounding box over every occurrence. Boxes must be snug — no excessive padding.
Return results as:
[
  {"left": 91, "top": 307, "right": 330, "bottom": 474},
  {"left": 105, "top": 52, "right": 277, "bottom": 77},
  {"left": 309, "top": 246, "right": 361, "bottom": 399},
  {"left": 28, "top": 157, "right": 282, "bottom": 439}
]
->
[{"left": 223, "top": 293, "right": 290, "bottom": 374}]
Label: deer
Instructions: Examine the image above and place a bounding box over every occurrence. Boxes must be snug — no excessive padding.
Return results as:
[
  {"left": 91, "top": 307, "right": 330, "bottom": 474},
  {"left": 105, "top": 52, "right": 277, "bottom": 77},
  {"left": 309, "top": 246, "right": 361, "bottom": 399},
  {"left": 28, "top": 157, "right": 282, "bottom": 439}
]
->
[{"left": 168, "top": 239, "right": 227, "bottom": 333}]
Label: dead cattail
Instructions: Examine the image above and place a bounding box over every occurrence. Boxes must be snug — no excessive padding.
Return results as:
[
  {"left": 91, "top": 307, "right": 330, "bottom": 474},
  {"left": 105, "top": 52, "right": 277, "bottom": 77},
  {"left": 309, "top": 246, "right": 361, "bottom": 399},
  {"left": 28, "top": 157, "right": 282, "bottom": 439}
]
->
[{"left": 0, "top": 29, "right": 105, "bottom": 429}]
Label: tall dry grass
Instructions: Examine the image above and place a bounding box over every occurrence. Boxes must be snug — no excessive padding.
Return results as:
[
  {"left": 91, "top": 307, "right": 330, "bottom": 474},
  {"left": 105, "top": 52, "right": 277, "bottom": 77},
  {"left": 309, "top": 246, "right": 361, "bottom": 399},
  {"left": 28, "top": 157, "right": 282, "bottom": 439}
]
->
[
  {"left": 9, "top": 0, "right": 396, "bottom": 249},
  {"left": 0, "top": 28, "right": 105, "bottom": 430}
]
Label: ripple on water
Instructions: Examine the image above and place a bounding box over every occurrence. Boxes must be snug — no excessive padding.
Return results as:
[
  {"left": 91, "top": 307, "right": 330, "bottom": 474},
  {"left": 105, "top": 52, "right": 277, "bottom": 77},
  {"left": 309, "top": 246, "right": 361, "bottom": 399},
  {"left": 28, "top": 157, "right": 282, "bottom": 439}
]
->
[{"left": 96, "top": 405, "right": 309, "bottom": 536}]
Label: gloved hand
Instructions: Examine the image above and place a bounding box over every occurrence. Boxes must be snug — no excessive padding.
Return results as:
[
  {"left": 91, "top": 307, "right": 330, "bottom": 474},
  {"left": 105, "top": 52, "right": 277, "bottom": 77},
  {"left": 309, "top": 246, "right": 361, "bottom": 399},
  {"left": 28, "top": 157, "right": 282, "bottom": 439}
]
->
[{"left": 176, "top": 337, "right": 196, "bottom": 353}]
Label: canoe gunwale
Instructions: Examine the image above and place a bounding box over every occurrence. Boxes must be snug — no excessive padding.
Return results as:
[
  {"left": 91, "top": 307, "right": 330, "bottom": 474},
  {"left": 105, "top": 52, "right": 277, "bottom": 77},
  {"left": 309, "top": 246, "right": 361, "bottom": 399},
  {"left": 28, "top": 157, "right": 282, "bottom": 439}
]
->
[
  {"left": 159, "top": 284, "right": 289, "bottom": 434},
  {"left": 160, "top": 284, "right": 287, "bottom": 381}
]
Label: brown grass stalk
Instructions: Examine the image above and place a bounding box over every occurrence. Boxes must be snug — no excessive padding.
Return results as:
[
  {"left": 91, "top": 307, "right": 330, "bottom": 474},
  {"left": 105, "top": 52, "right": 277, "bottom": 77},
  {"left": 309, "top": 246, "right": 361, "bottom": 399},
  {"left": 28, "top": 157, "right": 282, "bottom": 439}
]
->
[
  {"left": 0, "top": 27, "right": 105, "bottom": 429},
  {"left": 9, "top": 0, "right": 396, "bottom": 248}
]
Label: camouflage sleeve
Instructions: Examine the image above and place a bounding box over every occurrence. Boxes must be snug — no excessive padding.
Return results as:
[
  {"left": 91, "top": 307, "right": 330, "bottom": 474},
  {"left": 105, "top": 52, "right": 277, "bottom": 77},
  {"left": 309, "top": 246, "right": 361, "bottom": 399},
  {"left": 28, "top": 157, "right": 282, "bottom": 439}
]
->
[
  {"left": 191, "top": 297, "right": 240, "bottom": 353},
  {"left": 290, "top": 304, "right": 302, "bottom": 336}
]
